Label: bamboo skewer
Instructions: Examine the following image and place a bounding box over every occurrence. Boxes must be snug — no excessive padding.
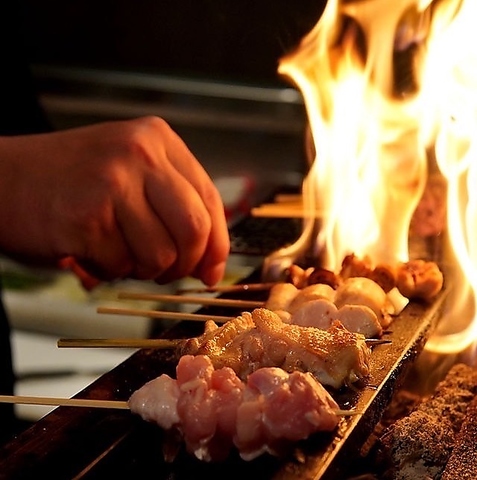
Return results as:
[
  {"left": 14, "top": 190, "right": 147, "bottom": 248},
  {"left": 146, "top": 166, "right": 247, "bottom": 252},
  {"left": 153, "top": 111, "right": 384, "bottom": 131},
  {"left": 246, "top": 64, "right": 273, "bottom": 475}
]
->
[
  {"left": 58, "top": 337, "right": 390, "bottom": 349},
  {"left": 96, "top": 306, "right": 234, "bottom": 323},
  {"left": 0, "top": 394, "right": 358, "bottom": 417},
  {"left": 57, "top": 338, "right": 183, "bottom": 349},
  {"left": 273, "top": 193, "right": 303, "bottom": 203},
  {"left": 250, "top": 206, "right": 322, "bottom": 218},
  {"left": 176, "top": 282, "right": 277, "bottom": 294},
  {"left": 0, "top": 394, "right": 129, "bottom": 409},
  {"left": 117, "top": 292, "right": 264, "bottom": 309}
]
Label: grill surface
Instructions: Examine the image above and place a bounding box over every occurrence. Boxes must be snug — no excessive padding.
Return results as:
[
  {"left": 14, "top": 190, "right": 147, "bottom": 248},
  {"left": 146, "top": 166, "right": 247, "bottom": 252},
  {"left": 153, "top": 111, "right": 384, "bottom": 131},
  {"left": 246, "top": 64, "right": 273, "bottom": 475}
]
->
[{"left": 0, "top": 266, "right": 445, "bottom": 480}]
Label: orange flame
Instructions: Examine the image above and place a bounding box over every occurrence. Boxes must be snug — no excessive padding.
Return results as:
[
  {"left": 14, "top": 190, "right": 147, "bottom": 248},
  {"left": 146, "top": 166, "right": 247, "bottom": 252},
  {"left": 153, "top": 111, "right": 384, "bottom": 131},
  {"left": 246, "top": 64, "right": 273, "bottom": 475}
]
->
[{"left": 275, "top": 0, "right": 477, "bottom": 354}]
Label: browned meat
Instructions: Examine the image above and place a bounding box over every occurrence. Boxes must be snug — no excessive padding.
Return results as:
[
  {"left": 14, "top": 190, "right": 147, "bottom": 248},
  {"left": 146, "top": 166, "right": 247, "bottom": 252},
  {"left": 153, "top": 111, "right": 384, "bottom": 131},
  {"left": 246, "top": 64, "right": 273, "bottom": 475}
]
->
[
  {"left": 264, "top": 282, "right": 299, "bottom": 319},
  {"left": 396, "top": 259, "right": 444, "bottom": 301},
  {"left": 288, "top": 283, "right": 336, "bottom": 312},
  {"left": 334, "top": 277, "right": 393, "bottom": 328},
  {"left": 182, "top": 308, "right": 371, "bottom": 389},
  {"left": 180, "top": 310, "right": 255, "bottom": 358}
]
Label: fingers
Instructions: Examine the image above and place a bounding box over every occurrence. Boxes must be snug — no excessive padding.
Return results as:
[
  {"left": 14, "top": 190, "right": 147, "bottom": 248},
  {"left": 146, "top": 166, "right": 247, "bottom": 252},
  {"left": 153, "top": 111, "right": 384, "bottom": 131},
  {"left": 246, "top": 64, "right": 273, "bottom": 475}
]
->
[
  {"left": 142, "top": 163, "right": 215, "bottom": 283},
  {"left": 58, "top": 257, "right": 101, "bottom": 291},
  {"left": 60, "top": 117, "right": 229, "bottom": 286},
  {"left": 146, "top": 119, "right": 230, "bottom": 284}
]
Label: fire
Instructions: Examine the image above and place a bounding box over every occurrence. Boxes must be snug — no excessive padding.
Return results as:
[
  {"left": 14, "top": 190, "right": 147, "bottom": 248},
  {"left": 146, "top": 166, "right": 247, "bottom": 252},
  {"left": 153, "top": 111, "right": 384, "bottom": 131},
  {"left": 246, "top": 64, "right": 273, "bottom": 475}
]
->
[{"left": 269, "top": 0, "right": 477, "bottom": 355}]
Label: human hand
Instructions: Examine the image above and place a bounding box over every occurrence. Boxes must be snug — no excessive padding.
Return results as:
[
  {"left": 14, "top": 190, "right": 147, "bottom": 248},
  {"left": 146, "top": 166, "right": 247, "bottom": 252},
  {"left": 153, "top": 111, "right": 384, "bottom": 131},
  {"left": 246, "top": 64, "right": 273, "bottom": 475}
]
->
[{"left": 0, "top": 116, "right": 230, "bottom": 286}]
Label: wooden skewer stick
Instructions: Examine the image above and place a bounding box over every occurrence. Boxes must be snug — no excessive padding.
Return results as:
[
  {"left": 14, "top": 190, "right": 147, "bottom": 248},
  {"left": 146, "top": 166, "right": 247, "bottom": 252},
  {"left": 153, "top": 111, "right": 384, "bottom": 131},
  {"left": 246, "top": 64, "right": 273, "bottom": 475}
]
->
[
  {"left": 273, "top": 193, "right": 303, "bottom": 203},
  {"left": 0, "top": 394, "right": 358, "bottom": 417},
  {"left": 250, "top": 205, "right": 322, "bottom": 218},
  {"left": 0, "top": 394, "right": 129, "bottom": 409},
  {"left": 58, "top": 338, "right": 183, "bottom": 349},
  {"left": 365, "top": 339, "right": 392, "bottom": 346},
  {"left": 176, "top": 282, "right": 277, "bottom": 294},
  {"left": 58, "top": 337, "right": 389, "bottom": 349},
  {"left": 117, "top": 292, "right": 264, "bottom": 309},
  {"left": 97, "top": 306, "right": 234, "bottom": 323}
]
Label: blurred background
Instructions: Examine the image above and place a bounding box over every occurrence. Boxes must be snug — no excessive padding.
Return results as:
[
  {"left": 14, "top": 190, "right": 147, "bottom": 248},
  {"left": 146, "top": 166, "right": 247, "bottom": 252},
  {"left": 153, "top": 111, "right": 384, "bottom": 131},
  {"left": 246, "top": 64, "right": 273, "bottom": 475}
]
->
[{"left": 3, "top": 0, "right": 326, "bottom": 421}]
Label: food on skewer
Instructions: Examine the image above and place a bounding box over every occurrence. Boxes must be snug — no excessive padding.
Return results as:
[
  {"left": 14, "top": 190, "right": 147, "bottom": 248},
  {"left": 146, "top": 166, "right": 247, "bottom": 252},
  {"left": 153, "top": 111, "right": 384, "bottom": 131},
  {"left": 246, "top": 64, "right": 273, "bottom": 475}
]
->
[
  {"left": 181, "top": 308, "right": 371, "bottom": 389},
  {"left": 262, "top": 254, "right": 444, "bottom": 337},
  {"left": 291, "top": 300, "right": 383, "bottom": 338},
  {"left": 264, "top": 281, "right": 299, "bottom": 320},
  {"left": 395, "top": 259, "right": 444, "bottom": 301},
  {"left": 288, "top": 283, "right": 336, "bottom": 311},
  {"left": 285, "top": 254, "right": 443, "bottom": 301},
  {"left": 265, "top": 277, "right": 390, "bottom": 335},
  {"left": 334, "top": 277, "right": 393, "bottom": 329},
  {"left": 128, "top": 354, "right": 340, "bottom": 462}
]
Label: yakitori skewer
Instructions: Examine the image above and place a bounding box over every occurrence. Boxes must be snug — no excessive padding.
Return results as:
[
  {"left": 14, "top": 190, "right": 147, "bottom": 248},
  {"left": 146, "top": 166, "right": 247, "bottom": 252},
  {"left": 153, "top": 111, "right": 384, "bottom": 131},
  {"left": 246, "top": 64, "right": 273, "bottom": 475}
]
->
[
  {"left": 250, "top": 205, "right": 321, "bottom": 218},
  {"left": 57, "top": 338, "right": 182, "bottom": 349},
  {"left": 0, "top": 394, "right": 358, "bottom": 417},
  {"left": 57, "top": 336, "right": 389, "bottom": 349},
  {"left": 96, "top": 306, "right": 234, "bottom": 323},
  {"left": 176, "top": 282, "right": 277, "bottom": 294},
  {"left": 116, "top": 292, "right": 264, "bottom": 309}
]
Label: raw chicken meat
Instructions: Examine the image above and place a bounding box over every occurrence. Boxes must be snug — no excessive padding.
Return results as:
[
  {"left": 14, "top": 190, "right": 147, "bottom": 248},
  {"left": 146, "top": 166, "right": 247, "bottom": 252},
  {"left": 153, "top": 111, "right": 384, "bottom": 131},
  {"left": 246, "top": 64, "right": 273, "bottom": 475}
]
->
[{"left": 128, "top": 354, "right": 340, "bottom": 462}]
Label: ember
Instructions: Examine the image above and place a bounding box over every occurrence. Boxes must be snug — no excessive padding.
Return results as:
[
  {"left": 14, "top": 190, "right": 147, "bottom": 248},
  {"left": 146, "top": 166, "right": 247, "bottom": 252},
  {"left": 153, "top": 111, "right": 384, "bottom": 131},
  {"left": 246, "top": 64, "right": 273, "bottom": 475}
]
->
[{"left": 346, "top": 362, "right": 477, "bottom": 479}]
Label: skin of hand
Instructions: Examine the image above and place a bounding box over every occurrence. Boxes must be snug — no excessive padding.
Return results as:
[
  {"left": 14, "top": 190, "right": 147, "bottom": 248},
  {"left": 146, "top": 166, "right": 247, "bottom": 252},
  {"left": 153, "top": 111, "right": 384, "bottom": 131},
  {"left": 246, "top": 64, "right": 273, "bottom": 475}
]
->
[{"left": 0, "top": 116, "right": 230, "bottom": 287}]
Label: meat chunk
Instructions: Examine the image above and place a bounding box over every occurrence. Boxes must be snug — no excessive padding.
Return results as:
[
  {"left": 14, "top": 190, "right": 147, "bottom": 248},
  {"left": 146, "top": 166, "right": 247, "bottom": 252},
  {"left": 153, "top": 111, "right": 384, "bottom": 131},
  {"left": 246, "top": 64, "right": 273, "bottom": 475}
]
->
[
  {"left": 288, "top": 283, "right": 336, "bottom": 313},
  {"left": 129, "top": 355, "right": 340, "bottom": 462},
  {"left": 334, "top": 277, "right": 392, "bottom": 328},
  {"left": 264, "top": 282, "right": 299, "bottom": 321},
  {"left": 290, "top": 299, "right": 383, "bottom": 338},
  {"left": 396, "top": 259, "right": 444, "bottom": 301},
  {"left": 334, "top": 304, "right": 383, "bottom": 338},
  {"left": 235, "top": 367, "right": 339, "bottom": 460},
  {"left": 181, "top": 308, "right": 371, "bottom": 389},
  {"left": 252, "top": 308, "right": 371, "bottom": 388}
]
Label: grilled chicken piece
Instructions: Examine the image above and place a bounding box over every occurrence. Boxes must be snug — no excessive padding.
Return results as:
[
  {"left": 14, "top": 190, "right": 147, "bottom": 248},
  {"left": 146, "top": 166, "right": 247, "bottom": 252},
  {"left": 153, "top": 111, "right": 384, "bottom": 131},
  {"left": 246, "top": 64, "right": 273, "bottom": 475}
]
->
[
  {"left": 181, "top": 310, "right": 255, "bottom": 358},
  {"left": 291, "top": 299, "right": 383, "bottom": 338},
  {"left": 334, "top": 277, "right": 393, "bottom": 328},
  {"left": 183, "top": 308, "right": 371, "bottom": 389},
  {"left": 128, "top": 354, "right": 340, "bottom": 463},
  {"left": 264, "top": 282, "right": 299, "bottom": 321},
  {"left": 288, "top": 283, "right": 336, "bottom": 313},
  {"left": 252, "top": 308, "right": 371, "bottom": 389},
  {"left": 290, "top": 298, "right": 339, "bottom": 329},
  {"left": 396, "top": 259, "right": 444, "bottom": 301},
  {"left": 334, "top": 304, "right": 383, "bottom": 337}
]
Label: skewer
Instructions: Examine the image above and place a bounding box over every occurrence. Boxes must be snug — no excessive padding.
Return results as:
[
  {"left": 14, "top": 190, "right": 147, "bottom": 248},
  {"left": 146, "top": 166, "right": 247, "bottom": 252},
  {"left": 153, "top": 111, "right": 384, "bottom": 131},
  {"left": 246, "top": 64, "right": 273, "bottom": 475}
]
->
[
  {"left": 273, "top": 193, "right": 303, "bottom": 203},
  {"left": 364, "top": 339, "right": 392, "bottom": 346},
  {"left": 0, "top": 394, "right": 129, "bottom": 409},
  {"left": 57, "top": 338, "right": 183, "bottom": 349},
  {"left": 176, "top": 282, "right": 277, "bottom": 294},
  {"left": 96, "top": 306, "right": 234, "bottom": 323},
  {"left": 117, "top": 292, "right": 264, "bottom": 309},
  {"left": 57, "top": 337, "right": 389, "bottom": 349},
  {"left": 250, "top": 206, "right": 322, "bottom": 218},
  {"left": 0, "top": 394, "right": 358, "bottom": 417}
]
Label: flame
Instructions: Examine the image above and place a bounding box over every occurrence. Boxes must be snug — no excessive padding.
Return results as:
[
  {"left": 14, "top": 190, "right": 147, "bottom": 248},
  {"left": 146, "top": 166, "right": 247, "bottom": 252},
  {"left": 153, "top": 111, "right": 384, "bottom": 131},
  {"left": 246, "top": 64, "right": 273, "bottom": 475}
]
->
[{"left": 274, "top": 0, "right": 477, "bottom": 354}]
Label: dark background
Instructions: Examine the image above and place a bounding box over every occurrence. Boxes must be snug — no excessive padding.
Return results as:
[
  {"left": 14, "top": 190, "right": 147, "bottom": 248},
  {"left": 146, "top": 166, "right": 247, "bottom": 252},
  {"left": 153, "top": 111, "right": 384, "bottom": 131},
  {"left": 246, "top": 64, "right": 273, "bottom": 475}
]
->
[{"left": 20, "top": 0, "right": 326, "bottom": 87}]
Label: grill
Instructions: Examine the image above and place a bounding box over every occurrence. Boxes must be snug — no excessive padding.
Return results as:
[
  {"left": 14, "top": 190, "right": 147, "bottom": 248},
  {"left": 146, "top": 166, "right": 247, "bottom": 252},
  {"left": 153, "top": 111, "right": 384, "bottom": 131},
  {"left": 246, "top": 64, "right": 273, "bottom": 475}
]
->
[{"left": 0, "top": 253, "right": 445, "bottom": 479}]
